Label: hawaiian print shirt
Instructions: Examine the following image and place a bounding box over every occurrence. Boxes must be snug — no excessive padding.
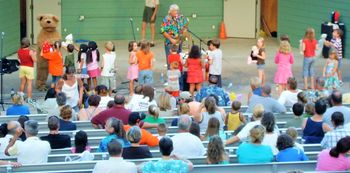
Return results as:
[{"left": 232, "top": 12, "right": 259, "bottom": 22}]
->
[
  {"left": 142, "top": 159, "right": 189, "bottom": 173},
  {"left": 195, "top": 85, "right": 231, "bottom": 106},
  {"left": 161, "top": 14, "right": 188, "bottom": 45}
]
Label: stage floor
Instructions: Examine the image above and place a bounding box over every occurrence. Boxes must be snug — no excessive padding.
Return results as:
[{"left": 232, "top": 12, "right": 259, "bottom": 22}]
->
[{"left": 2, "top": 37, "right": 350, "bottom": 110}]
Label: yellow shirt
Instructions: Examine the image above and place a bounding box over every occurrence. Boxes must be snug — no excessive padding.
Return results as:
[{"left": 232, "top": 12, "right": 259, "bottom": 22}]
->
[{"left": 227, "top": 112, "right": 242, "bottom": 131}]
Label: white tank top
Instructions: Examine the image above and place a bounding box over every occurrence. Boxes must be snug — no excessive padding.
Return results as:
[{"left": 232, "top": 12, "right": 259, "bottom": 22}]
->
[{"left": 62, "top": 80, "right": 79, "bottom": 107}]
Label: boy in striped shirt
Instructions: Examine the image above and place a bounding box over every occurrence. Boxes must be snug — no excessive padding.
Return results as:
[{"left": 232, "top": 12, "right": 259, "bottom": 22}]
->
[{"left": 325, "top": 29, "right": 343, "bottom": 85}]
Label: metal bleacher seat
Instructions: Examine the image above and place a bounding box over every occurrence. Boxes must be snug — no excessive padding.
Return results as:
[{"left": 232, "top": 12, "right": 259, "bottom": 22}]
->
[{"left": 0, "top": 114, "right": 47, "bottom": 123}]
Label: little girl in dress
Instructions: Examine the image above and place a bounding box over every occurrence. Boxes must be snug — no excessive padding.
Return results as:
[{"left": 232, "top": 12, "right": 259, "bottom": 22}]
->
[
  {"left": 86, "top": 41, "right": 101, "bottom": 90},
  {"left": 127, "top": 41, "right": 139, "bottom": 95},
  {"left": 77, "top": 44, "right": 89, "bottom": 82},
  {"left": 323, "top": 50, "right": 340, "bottom": 89},
  {"left": 274, "top": 41, "right": 294, "bottom": 95}
]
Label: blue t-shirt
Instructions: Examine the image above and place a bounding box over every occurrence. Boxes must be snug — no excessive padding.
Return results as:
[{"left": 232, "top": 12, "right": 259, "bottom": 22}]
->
[
  {"left": 59, "top": 119, "right": 77, "bottom": 131},
  {"left": 98, "top": 134, "right": 131, "bottom": 152},
  {"left": 253, "top": 87, "right": 262, "bottom": 96},
  {"left": 6, "top": 105, "right": 30, "bottom": 115},
  {"left": 276, "top": 147, "right": 309, "bottom": 162},
  {"left": 142, "top": 159, "right": 188, "bottom": 173},
  {"left": 237, "top": 142, "right": 273, "bottom": 163}
]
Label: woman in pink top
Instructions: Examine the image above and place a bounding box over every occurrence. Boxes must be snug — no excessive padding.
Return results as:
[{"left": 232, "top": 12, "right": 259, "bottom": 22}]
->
[
  {"left": 316, "top": 136, "right": 350, "bottom": 171},
  {"left": 274, "top": 41, "right": 294, "bottom": 95}
]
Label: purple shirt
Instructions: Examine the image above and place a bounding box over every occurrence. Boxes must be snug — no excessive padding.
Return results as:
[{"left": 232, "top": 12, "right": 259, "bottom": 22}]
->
[
  {"left": 91, "top": 105, "right": 131, "bottom": 127},
  {"left": 316, "top": 149, "right": 350, "bottom": 171}
]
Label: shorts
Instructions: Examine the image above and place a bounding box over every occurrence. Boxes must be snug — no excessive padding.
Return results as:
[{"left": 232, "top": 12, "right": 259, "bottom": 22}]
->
[
  {"left": 257, "top": 64, "right": 265, "bottom": 70},
  {"left": 19, "top": 66, "right": 34, "bottom": 80},
  {"left": 338, "top": 58, "right": 342, "bottom": 69},
  {"left": 303, "top": 57, "right": 315, "bottom": 77},
  {"left": 100, "top": 76, "right": 116, "bottom": 90},
  {"left": 87, "top": 68, "right": 101, "bottom": 78},
  {"left": 142, "top": 6, "right": 156, "bottom": 23},
  {"left": 52, "top": 76, "right": 61, "bottom": 84},
  {"left": 138, "top": 70, "right": 153, "bottom": 85}
]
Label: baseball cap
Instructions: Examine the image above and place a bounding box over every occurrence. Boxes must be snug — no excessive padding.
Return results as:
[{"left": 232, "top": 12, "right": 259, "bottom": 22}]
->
[{"left": 179, "top": 91, "right": 192, "bottom": 100}]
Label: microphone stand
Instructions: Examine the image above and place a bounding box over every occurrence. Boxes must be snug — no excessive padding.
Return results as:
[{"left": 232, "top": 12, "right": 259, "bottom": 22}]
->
[
  {"left": 0, "top": 32, "right": 5, "bottom": 110},
  {"left": 129, "top": 17, "right": 136, "bottom": 41},
  {"left": 187, "top": 29, "right": 207, "bottom": 51}
]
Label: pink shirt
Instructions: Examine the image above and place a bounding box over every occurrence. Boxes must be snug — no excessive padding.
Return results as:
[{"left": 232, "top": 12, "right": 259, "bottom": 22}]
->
[
  {"left": 87, "top": 50, "right": 99, "bottom": 70},
  {"left": 316, "top": 149, "right": 350, "bottom": 171}
]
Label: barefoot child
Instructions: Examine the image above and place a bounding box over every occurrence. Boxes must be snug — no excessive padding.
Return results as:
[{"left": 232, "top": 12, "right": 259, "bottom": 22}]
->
[
  {"left": 101, "top": 41, "right": 117, "bottom": 95},
  {"left": 127, "top": 41, "right": 139, "bottom": 95},
  {"left": 323, "top": 50, "right": 340, "bottom": 89},
  {"left": 274, "top": 41, "right": 294, "bottom": 95},
  {"left": 41, "top": 41, "right": 64, "bottom": 88}
]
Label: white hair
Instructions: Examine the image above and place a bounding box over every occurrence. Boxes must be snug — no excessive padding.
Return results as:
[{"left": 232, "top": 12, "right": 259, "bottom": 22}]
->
[{"left": 168, "top": 4, "right": 179, "bottom": 14}]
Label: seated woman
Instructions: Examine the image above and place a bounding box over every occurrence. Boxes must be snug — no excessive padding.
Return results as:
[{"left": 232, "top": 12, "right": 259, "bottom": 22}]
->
[
  {"left": 261, "top": 112, "right": 279, "bottom": 155},
  {"left": 276, "top": 134, "right": 308, "bottom": 162},
  {"left": 171, "top": 103, "right": 190, "bottom": 126},
  {"left": 78, "top": 95, "right": 103, "bottom": 121},
  {"left": 316, "top": 136, "right": 350, "bottom": 171},
  {"left": 71, "top": 130, "right": 91, "bottom": 153},
  {"left": 158, "top": 92, "right": 176, "bottom": 117},
  {"left": 197, "top": 97, "right": 224, "bottom": 133},
  {"left": 98, "top": 117, "right": 130, "bottom": 152},
  {"left": 189, "top": 122, "right": 201, "bottom": 139},
  {"left": 6, "top": 94, "right": 30, "bottom": 116},
  {"left": 237, "top": 125, "right": 273, "bottom": 163},
  {"left": 201, "top": 117, "right": 225, "bottom": 141},
  {"left": 59, "top": 105, "right": 77, "bottom": 131},
  {"left": 207, "top": 135, "right": 229, "bottom": 164},
  {"left": 122, "top": 126, "right": 153, "bottom": 159},
  {"left": 143, "top": 105, "right": 165, "bottom": 124},
  {"left": 40, "top": 88, "right": 57, "bottom": 114}
]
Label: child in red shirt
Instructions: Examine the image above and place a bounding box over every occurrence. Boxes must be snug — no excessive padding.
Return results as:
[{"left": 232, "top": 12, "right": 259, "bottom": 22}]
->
[
  {"left": 167, "top": 44, "right": 183, "bottom": 90},
  {"left": 41, "top": 41, "right": 64, "bottom": 88},
  {"left": 302, "top": 28, "right": 318, "bottom": 90}
]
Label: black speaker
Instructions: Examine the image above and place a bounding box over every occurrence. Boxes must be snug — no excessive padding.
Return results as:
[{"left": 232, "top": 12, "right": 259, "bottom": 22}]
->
[{"left": 0, "top": 58, "right": 20, "bottom": 74}]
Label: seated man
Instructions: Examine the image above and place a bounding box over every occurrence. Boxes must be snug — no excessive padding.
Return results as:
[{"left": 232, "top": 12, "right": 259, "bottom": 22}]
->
[
  {"left": 321, "top": 112, "right": 350, "bottom": 149},
  {"left": 195, "top": 75, "right": 230, "bottom": 106},
  {"left": 40, "top": 116, "right": 71, "bottom": 149},
  {"left": 5, "top": 120, "right": 51, "bottom": 164},
  {"left": 93, "top": 140, "right": 137, "bottom": 173},
  {"left": 247, "top": 84, "right": 286, "bottom": 113}
]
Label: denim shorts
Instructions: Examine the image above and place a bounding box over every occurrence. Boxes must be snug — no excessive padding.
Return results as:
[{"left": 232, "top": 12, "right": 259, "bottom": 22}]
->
[
  {"left": 338, "top": 58, "right": 342, "bottom": 69},
  {"left": 138, "top": 70, "right": 153, "bottom": 85},
  {"left": 52, "top": 76, "right": 61, "bottom": 84},
  {"left": 303, "top": 57, "right": 315, "bottom": 77},
  {"left": 257, "top": 64, "right": 265, "bottom": 70}
]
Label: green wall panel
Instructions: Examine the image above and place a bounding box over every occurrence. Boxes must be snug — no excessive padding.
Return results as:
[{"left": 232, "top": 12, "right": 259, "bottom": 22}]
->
[
  {"left": 61, "top": 0, "right": 223, "bottom": 41},
  {"left": 278, "top": 0, "right": 350, "bottom": 58},
  {"left": 0, "top": 0, "right": 20, "bottom": 56}
]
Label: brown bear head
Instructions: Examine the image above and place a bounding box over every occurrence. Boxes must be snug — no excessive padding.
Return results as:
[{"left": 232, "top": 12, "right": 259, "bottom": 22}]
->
[{"left": 37, "top": 14, "right": 59, "bottom": 32}]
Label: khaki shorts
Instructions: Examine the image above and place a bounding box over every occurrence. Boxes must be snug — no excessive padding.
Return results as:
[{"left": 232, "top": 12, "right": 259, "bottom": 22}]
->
[
  {"left": 19, "top": 66, "right": 34, "bottom": 80},
  {"left": 100, "top": 76, "right": 116, "bottom": 90}
]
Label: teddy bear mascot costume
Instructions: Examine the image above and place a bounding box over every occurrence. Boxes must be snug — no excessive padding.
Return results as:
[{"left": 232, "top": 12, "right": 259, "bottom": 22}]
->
[{"left": 36, "top": 14, "right": 61, "bottom": 91}]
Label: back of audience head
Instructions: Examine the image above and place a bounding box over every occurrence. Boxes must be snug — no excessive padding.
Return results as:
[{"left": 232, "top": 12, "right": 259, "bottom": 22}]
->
[
  {"left": 108, "top": 140, "right": 123, "bottom": 157},
  {"left": 75, "top": 130, "right": 88, "bottom": 153},
  {"left": 48, "top": 116, "right": 60, "bottom": 131},
  {"left": 24, "top": 120, "right": 39, "bottom": 137},
  {"left": 231, "top": 101, "right": 241, "bottom": 111},
  {"left": 331, "top": 112, "right": 344, "bottom": 128},
  {"left": 105, "top": 117, "right": 126, "bottom": 138},
  {"left": 128, "top": 112, "right": 142, "bottom": 126},
  {"left": 157, "top": 123, "right": 167, "bottom": 136},
  {"left": 304, "top": 102, "right": 315, "bottom": 116},
  {"left": 0, "top": 123, "right": 8, "bottom": 137},
  {"left": 56, "top": 92, "right": 67, "bottom": 106},
  {"left": 60, "top": 105, "right": 73, "bottom": 120},
  {"left": 286, "top": 127, "right": 298, "bottom": 142},
  {"left": 11, "top": 94, "right": 23, "bottom": 105},
  {"left": 297, "top": 92, "right": 307, "bottom": 104},
  {"left": 142, "top": 85, "right": 155, "bottom": 102},
  {"left": 208, "top": 75, "right": 218, "bottom": 85},
  {"left": 178, "top": 114, "right": 192, "bottom": 131},
  {"left": 134, "top": 85, "right": 143, "bottom": 95},
  {"left": 189, "top": 121, "right": 201, "bottom": 139},
  {"left": 205, "top": 97, "right": 217, "bottom": 114},
  {"left": 316, "top": 77, "right": 325, "bottom": 89},
  {"left": 253, "top": 104, "right": 264, "bottom": 120},
  {"left": 107, "top": 100, "right": 115, "bottom": 109},
  {"left": 250, "top": 125, "right": 265, "bottom": 144},
  {"left": 148, "top": 105, "right": 160, "bottom": 119},
  {"left": 114, "top": 95, "right": 125, "bottom": 105},
  {"left": 331, "top": 90, "right": 342, "bottom": 106},
  {"left": 7, "top": 121, "right": 21, "bottom": 136},
  {"left": 207, "top": 135, "right": 225, "bottom": 164},
  {"left": 126, "top": 126, "right": 142, "bottom": 144},
  {"left": 261, "top": 112, "right": 275, "bottom": 133},
  {"left": 250, "top": 77, "right": 261, "bottom": 90},
  {"left": 158, "top": 92, "right": 172, "bottom": 111},
  {"left": 329, "top": 136, "right": 350, "bottom": 158},
  {"left": 277, "top": 134, "right": 294, "bottom": 151},
  {"left": 159, "top": 137, "right": 173, "bottom": 156},
  {"left": 315, "top": 99, "right": 327, "bottom": 115},
  {"left": 88, "top": 95, "right": 101, "bottom": 107},
  {"left": 45, "top": 88, "right": 56, "bottom": 101},
  {"left": 292, "top": 103, "right": 304, "bottom": 117},
  {"left": 262, "top": 84, "right": 271, "bottom": 96},
  {"left": 208, "top": 94, "right": 220, "bottom": 106},
  {"left": 204, "top": 117, "right": 220, "bottom": 138},
  {"left": 17, "top": 115, "right": 29, "bottom": 128},
  {"left": 95, "top": 85, "right": 108, "bottom": 96},
  {"left": 178, "top": 103, "right": 190, "bottom": 115},
  {"left": 287, "top": 77, "right": 297, "bottom": 90}
]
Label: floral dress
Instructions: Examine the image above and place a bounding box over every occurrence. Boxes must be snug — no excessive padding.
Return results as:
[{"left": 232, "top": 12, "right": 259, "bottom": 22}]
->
[{"left": 324, "top": 59, "right": 340, "bottom": 89}]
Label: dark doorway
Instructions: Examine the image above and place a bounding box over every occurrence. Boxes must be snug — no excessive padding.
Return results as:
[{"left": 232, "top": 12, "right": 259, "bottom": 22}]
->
[
  {"left": 261, "top": 0, "right": 278, "bottom": 37},
  {"left": 20, "top": 0, "right": 27, "bottom": 39}
]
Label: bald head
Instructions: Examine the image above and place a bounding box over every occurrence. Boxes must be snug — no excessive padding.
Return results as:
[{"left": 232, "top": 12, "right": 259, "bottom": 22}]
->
[
  {"left": 331, "top": 90, "right": 342, "bottom": 105},
  {"left": 178, "top": 114, "right": 192, "bottom": 131},
  {"left": 114, "top": 95, "right": 125, "bottom": 105},
  {"left": 262, "top": 84, "right": 271, "bottom": 96},
  {"left": 7, "top": 121, "right": 21, "bottom": 135}
]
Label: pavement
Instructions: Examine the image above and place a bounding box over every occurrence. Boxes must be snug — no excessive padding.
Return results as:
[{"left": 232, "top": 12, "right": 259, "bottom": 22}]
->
[{"left": 1, "top": 37, "right": 349, "bottom": 115}]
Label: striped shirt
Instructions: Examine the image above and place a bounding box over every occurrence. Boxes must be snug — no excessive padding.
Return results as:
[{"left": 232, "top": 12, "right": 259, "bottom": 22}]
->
[
  {"left": 331, "top": 38, "right": 342, "bottom": 59},
  {"left": 320, "top": 126, "right": 350, "bottom": 149}
]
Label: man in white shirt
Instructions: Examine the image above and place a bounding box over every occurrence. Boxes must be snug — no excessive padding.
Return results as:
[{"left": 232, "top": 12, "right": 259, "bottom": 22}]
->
[
  {"left": 93, "top": 140, "right": 137, "bottom": 173},
  {"left": 5, "top": 120, "right": 51, "bottom": 164},
  {"left": 278, "top": 77, "right": 301, "bottom": 107},
  {"left": 171, "top": 115, "right": 205, "bottom": 158}
]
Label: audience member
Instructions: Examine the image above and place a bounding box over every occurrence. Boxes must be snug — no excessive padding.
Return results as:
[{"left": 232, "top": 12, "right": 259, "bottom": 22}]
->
[
  {"left": 323, "top": 91, "right": 350, "bottom": 127},
  {"left": 247, "top": 77, "right": 262, "bottom": 104},
  {"left": 207, "top": 135, "right": 229, "bottom": 164},
  {"left": 122, "top": 126, "right": 152, "bottom": 159},
  {"left": 189, "top": 121, "right": 201, "bottom": 139},
  {"left": 302, "top": 100, "right": 331, "bottom": 144},
  {"left": 93, "top": 140, "right": 137, "bottom": 173},
  {"left": 78, "top": 95, "right": 103, "bottom": 121},
  {"left": 171, "top": 102, "right": 190, "bottom": 126},
  {"left": 225, "top": 101, "right": 246, "bottom": 131},
  {"left": 261, "top": 112, "right": 279, "bottom": 154},
  {"left": 286, "top": 103, "right": 304, "bottom": 128},
  {"left": 92, "top": 95, "right": 131, "bottom": 128},
  {"left": 303, "top": 102, "right": 315, "bottom": 118},
  {"left": 286, "top": 127, "right": 304, "bottom": 151},
  {"left": 201, "top": 117, "right": 225, "bottom": 141},
  {"left": 316, "top": 136, "right": 350, "bottom": 171},
  {"left": 106, "top": 100, "right": 115, "bottom": 109},
  {"left": 144, "top": 105, "right": 165, "bottom": 124},
  {"left": 95, "top": 85, "right": 113, "bottom": 109},
  {"left": 40, "top": 116, "right": 71, "bottom": 149},
  {"left": 247, "top": 84, "right": 286, "bottom": 113},
  {"left": 142, "top": 137, "right": 193, "bottom": 173},
  {"left": 59, "top": 105, "right": 77, "bottom": 131},
  {"left": 278, "top": 77, "right": 301, "bottom": 107},
  {"left": 321, "top": 112, "right": 350, "bottom": 149},
  {"left": 195, "top": 75, "right": 230, "bottom": 106},
  {"left": 276, "top": 134, "right": 308, "bottom": 162},
  {"left": 127, "top": 85, "right": 157, "bottom": 111},
  {"left": 237, "top": 125, "right": 273, "bottom": 163},
  {"left": 158, "top": 92, "right": 176, "bottom": 117},
  {"left": 171, "top": 115, "right": 205, "bottom": 158},
  {"left": 17, "top": 115, "right": 29, "bottom": 141},
  {"left": 40, "top": 88, "right": 57, "bottom": 115},
  {"left": 71, "top": 130, "right": 91, "bottom": 153},
  {"left": 6, "top": 94, "right": 30, "bottom": 115},
  {"left": 157, "top": 123, "right": 167, "bottom": 140},
  {"left": 0, "top": 123, "right": 10, "bottom": 158},
  {"left": 98, "top": 118, "right": 130, "bottom": 152},
  {"left": 5, "top": 120, "right": 51, "bottom": 164},
  {"left": 297, "top": 91, "right": 308, "bottom": 105},
  {"left": 197, "top": 97, "right": 224, "bottom": 133}
]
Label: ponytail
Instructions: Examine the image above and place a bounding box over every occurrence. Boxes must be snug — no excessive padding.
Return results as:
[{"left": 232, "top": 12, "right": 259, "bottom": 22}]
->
[
  {"left": 148, "top": 105, "right": 160, "bottom": 119},
  {"left": 329, "top": 136, "right": 350, "bottom": 158},
  {"left": 329, "top": 147, "right": 340, "bottom": 158}
]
